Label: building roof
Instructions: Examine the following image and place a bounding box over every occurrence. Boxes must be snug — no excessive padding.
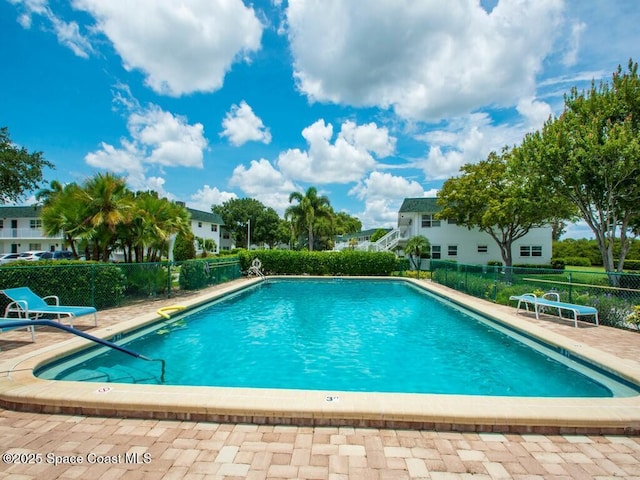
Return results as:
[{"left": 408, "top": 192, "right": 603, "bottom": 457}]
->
[
  {"left": 0, "top": 205, "right": 42, "bottom": 218},
  {"left": 398, "top": 198, "right": 441, "bottom": 213},
  {"left": 0, "top": 205, "right": 224, "bottom": 226},
  {"left": 187, "top": 208, "right": 224, "bottom": 225},
  {"left": 336, "top": 227, "right": 392, "bottom": 241}
]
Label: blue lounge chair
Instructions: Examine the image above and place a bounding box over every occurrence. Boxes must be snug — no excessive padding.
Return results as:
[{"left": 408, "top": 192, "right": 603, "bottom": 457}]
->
[
  {"left": 509, "top": 292, "right": 598, "bottom": 328},
  {"left": 0, "top": 318, "right": 35, "bottom": 342},
  {"left": 1, "top": 287, "right": 97, "bottom": 327}
]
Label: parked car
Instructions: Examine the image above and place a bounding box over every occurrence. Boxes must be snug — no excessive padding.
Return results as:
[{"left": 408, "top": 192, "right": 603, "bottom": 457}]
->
[
  {"left": 41, "top": 250, "right": 74, "bottom": 260},
  {"left": 0, "top": 253, "right": 21, "bottom": 265},
  {"left": 18, "top": 250, "right": 48, "bottom": 261}
]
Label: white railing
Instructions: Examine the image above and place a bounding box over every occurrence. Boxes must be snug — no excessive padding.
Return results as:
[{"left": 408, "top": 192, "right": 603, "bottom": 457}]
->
[
  {"left": 0, "top": 228, "right": 62, "bottom": 239},
  {"left": 373, "top": 228, "right": 400, "bottom": 251}
]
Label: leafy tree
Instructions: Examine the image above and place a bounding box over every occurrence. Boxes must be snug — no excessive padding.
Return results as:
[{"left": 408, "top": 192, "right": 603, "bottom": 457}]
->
[
  {"left": 333, "top": 211, "right": 362, "bottom": 236},
  {"left": 285, "top": 186, "right": 333, "bottom": 251},
  {"left": 521, "top": 60, "right": 640, "bottom": 274},
  {"left": 437, "top": 146, "right": 572, "bottom": 267},
  {"left": 213, "top": 198, "right": 279, "bottom": 248},
  {"left": 0, "top": 127, "right": 54, "bottom": 204},
  {"left": 173, "top": 231, "right": 196, "bottom": 261},
  {"left": 404, "top": 235, "right": 430, "bottom": 278},
  {"left": 370, "top": 228, "right": 389, "bottom": 243}
]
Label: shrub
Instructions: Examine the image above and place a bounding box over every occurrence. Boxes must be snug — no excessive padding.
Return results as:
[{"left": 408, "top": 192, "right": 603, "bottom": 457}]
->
[
  {"left": 237, "top": 250, "right": 397, "bottom": 276},
  {"left": 173, "top": 231, "right": 196, "bottom": 261},
  {"left": 487, "top": 260, "right": 503, "bottom": 266},
  {"left": 122, "top": 263, "right": 168, "bottom": 297},
  {"left": 624, "top": 260, "right": 640, "bottom": 271},
  {"left": 586, "top": 294, "right": 634, "bottom": 328},
  {"left": 561, "top": 256, "right": 591, "bottom": 267},
  {"left": 0, "top": 262, "right": 124, "bottom": 309},
  {"left": 178, "top": 260, "right": 208, "bottom": 290}
]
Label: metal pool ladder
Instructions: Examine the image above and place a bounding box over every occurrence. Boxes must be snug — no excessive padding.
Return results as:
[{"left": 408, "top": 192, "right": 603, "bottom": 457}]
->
[{"left": 1, "top": 319, "right": 166, "bottom": 382}]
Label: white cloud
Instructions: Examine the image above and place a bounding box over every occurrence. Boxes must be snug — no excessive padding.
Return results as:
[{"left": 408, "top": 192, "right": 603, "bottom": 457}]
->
[
  {"left": 229, "top": 159, "right": 299, "bottom": 213},
  {"left": 562, "top": 21, "right": 586, "bottom": 67},
  {"left": 277, "top": 119, "right": 396, "bottom": 183},
  {"left": 416, "top": 112, "right": 532, "bottom": 180},
  {"left": 220, "top": 101, "right": 272, "bottom": 146},
  {"left": 188, "top": 185, "right": 237, "bottom": 212},
  {"left": 73, "top": 0, "right": 263, "bottom": 96},
  {"left": 286, "top": 0, "right": 564, "bottom": 121},
  {"left": 349, "top": 171, "right": 426, "bottom": 228},
  {"left": 9, "top": 0, "right": 93, "bottom": 57},
  {"left": 85, "top": 101, "right": 208, "bottom": 190}
]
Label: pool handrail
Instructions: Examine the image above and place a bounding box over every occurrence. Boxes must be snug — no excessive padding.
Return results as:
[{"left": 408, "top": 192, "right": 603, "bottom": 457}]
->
[{"left": 0, "top": 319, "right": 165, "bottom": 381}]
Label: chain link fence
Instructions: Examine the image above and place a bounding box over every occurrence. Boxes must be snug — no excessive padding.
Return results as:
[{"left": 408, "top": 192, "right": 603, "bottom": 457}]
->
[
  {"left": 430, "top": 260, "right": 640, "bottom": 329},
  {"left": 0, "top": 257, "right": 242, "bottom": 314}
]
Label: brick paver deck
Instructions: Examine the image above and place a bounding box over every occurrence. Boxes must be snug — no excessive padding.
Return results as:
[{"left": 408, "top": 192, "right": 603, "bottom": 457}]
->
[{"left": 1, "top": 279, "right": 639, "bottom": 479}]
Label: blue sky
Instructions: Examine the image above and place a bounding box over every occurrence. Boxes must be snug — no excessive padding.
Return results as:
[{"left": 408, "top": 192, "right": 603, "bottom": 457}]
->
[{"left": 2, "top": 0, "right": 639, "bottom": 238}]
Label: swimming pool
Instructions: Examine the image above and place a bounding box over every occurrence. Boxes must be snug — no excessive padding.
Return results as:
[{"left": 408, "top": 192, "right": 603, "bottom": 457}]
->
[
  {"left": 36, "top": 278, "right": 637, "bottom": 398},
  {"left": 3, "top": 277, "right": 640, "bottom": 433}
]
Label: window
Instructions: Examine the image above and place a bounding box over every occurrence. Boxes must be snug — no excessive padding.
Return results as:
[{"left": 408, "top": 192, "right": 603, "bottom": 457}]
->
[
  {"left": 0, "top": 220, "right": 3, "bottom": 228},
  {"left": 447, "top": 245, "right": 458, "bottom": 257},
  {"left": 211, "top": 224, "right": 218, "bottom": 232},
  {"left": 198, "top": 221, "right": 203, "bottom": 228},
  {"left": 421, "top": 214, "right": 440, "bottom": 228},
  {"left": 447, "top": 218, "right": 457, "bottom": 225},
  {"left": 431, "top": 245, "right": 441, "bottom": 259},
  {"left": 477, "top": 245, "right": 488, "bottom": 254},
  {"left": 30, "top": 219, "right": 42, "bottom": 229},
  {"left": 223, "top": 232, "right": 230, "bottom": 239},
  {"left": 28, "top": 243, "right": 42, "bottom": 250},
  {"left": 520, "top": 246, "right": 543, "bottom": 257}
]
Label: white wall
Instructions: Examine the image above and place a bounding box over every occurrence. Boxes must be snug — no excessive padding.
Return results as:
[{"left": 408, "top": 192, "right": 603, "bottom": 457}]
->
[{"left": 399, "top": 213, "right": 552, "bottom": 265}]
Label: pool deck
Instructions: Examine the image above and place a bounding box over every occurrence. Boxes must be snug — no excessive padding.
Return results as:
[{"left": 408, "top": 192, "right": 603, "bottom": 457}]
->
[{"left": 1, "top": 277, "right": 640, "bottom": 478}]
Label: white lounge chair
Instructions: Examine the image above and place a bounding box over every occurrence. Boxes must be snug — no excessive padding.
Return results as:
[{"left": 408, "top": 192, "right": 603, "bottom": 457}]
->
[
  {"left": 1, "top": 287, "right": 97, "bottom": 327},
  {"left": 509, "top": 292, "right": 599, "bottom": 327}
]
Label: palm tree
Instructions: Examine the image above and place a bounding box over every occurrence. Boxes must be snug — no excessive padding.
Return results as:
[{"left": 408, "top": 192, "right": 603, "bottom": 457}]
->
[
  {"left": 404, "top": 235, "right": 431, "bottom": 279},
  {"left": 75, "top": 173, "right": 133, "bottom": 261},
  {"left": 285, "top": 187, "right": 332, "bottom": 251},
  {"left": 40, "top": 182, "right": 83, "bottom": 258}
]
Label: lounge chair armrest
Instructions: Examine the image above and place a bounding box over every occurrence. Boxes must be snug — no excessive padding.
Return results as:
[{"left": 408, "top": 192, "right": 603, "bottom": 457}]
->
[
  {"left": 4, "top": 300, "right": 29, "bottom": 317},
  {"left": 42, "top": 295, "right": 60, "bottom": 305},
  {"left": 542, "top": 292, "right": 560, "bottom": 302}
]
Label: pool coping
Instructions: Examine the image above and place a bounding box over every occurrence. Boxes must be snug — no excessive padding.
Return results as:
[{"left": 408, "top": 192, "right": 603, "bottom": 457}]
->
[{"left": 1, "top": 276, "right": 639, "bottom": 434}]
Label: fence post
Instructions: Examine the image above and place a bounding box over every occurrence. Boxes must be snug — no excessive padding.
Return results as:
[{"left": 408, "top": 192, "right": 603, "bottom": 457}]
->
[
  {"left": 493, "top": 265, "right": 498, "bottom": 302},
  {"left": 91, "top": 263, "right": 96, "bottom": 307},
  {"left": 568, "top": 272, "right": 573, "bottom": 303},
  {"left": 167, "top": 262, "right": 172, "bottom": 298}
]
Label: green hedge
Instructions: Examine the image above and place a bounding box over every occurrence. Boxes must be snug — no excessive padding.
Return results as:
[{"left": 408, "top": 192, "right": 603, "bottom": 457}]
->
[
  {"left": 624, "top": 260, "right": 640, "bottom": 271},
  {"left": 553, "top": 256, "right": 591, "bottom": 267},
  {"left": 238, "top": 250, "right": 397, "bottom": 276},
  {"left": 0, "top": 261, "right": 124, "bottom": 309},
  {"left": 178, "top": 257, "right": 241, "bottom": 290}
]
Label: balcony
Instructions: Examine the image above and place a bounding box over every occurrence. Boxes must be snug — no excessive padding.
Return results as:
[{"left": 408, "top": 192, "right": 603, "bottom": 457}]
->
[{"left": 0, "top": 228, "right": 62, "bottom": 240}]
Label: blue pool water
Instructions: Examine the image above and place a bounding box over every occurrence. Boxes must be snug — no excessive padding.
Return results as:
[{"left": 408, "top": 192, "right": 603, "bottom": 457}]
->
[{"left": 37, "top": 279, "right": 635, "bottom": 397}]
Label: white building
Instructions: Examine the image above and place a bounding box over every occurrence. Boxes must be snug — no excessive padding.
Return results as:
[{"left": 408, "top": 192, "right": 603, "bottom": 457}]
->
[
  {"left": 396, "top": 198, "right": 552, "bottom": 265},
  {"left": 0, "top": 205, "right": 225, "bottom": 258},
  {"left": 0, "top": 206, "right": 61, "bottom": 254}
]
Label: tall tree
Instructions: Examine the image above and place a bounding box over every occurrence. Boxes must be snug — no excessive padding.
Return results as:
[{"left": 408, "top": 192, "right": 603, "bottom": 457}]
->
[
  {"left": 75, "top": 173, "right": 133, "bottom": 261},
  {"left": 521, "top": 60, "right": 640, "bottom": 274},
  {"left": 40, "top": 182, "right": 84, "bottom": 258},
  {"left": 213, "top": 198, "right": 279, "bottom": 248},
  {"left": 285, "top": 186, "right": 333, "bottom": 251},
  {"left": 437, "top": 146, "right": 571, "bottom": 267},
  {"left": 404, "top": 235, "right": 430, "bottom": 279},
  {"left": 0, "top": 127, "right": 54, "bottom": 204}
]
